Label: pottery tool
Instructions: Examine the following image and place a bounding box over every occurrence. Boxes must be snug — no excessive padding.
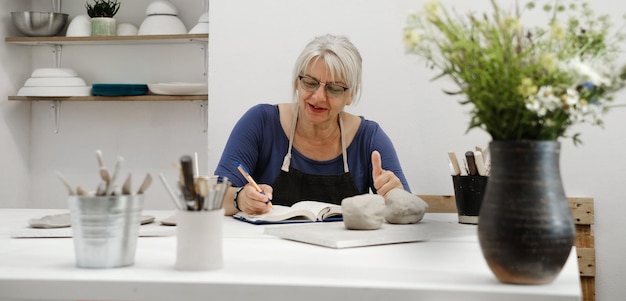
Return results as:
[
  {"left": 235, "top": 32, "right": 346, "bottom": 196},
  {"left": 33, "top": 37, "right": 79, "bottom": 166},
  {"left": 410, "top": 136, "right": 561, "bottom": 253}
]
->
[
  {"left": 447, "top": 152, "right": 461, "bottom": 176},
  {"left": 105, "top": 156, "right": 124, "bottom": 196},
  {"left": 180, "top": 155, "right": 198, "bottom": 210},
  {"left": 465, "top": 151, "right": 478, "bottom": 176},
  {"left": 76, "top": 185, "right": 90, "bottom": 196},
  {"left": 121, "top": 174, "right": 132, "bottom": 195},
  {"left": 95, "top": 149, "right": 111, "bottom": 185},
  {"left": 474, "top": 151, "right": 488, "bottom": 176},
  {"left": 159, "top": 173, "right": 184, "bottom": 210},
  {"left": 195, "top": 176, "right": 207, "bottom": 211},
  {"left": 95, "top": 181, "right": 106, "bottom": 196},
  {"left": 55, "top": 171, "right": 75, "bottom": 195},
  {"left": 136, "top": 173, "right": 152, "bottom": 195},
  {"left": 194, "top": 151, "right": 199, "bottom": 178}
]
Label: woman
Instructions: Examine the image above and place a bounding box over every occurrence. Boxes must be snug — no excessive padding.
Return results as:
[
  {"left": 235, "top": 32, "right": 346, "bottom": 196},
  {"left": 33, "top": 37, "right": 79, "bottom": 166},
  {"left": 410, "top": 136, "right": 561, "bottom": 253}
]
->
[{"left": 215, "top": 34, "right": 410, "bottom": 215}]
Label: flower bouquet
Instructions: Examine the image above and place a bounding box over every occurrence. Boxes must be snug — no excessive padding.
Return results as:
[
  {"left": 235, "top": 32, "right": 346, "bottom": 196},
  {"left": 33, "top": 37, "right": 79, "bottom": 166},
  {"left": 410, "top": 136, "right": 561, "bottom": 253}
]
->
[
  {"left": 403, "top": 0, "right": 626, "bottom": 144},
  {"left": 403, "top": 0, "right": 626, "bottom": 285}
]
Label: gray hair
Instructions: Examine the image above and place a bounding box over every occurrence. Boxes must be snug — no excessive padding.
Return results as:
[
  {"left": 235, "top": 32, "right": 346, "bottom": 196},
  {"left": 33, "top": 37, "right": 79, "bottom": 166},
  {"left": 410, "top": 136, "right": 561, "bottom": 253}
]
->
[{"left": 292, "top": 34, "right": 362, "bottom": 104}]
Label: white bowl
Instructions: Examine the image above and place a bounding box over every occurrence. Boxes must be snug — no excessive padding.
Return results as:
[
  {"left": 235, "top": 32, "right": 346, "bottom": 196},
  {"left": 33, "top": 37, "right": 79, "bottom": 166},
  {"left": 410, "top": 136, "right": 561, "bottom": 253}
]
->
[
  {"left": 31, "top": 68, "right": 78, "bottom": 78},
  {"left": 188, "top": 23, "right": 209, "bottom": 34},
  {"left": 138, "top": 15, "right": 187, "bottom": 35},
  {"left": 24, "top": 77, "right": 87, "bottom": 87},
  {"left": 146, "top": 0, "right": 178, "bottom": 16},
  {"left": 117, "top": 23, "right": 138, "bottom": 36},
  {"left": 65, "top": 15, "right": 91, "bottom": 37},
  {"left": 197, "top": 12, "right": 209, "bottom": 23},
  {"left": 17, "top": 86, "right": 91, "bottom": 97}
]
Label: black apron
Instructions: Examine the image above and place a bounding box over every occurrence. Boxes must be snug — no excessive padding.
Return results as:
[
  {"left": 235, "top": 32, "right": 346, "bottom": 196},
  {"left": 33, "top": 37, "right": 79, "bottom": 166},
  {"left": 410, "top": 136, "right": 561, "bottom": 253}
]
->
[{"left": 271, "top": 105, "right": 360, "bottom": 206}]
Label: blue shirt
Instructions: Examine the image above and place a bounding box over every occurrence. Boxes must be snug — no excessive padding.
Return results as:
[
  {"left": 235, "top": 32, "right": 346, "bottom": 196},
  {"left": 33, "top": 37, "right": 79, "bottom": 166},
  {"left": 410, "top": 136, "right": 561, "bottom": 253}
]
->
[{"left": 214, "top": 104, "right": 410, "bottom": 194}]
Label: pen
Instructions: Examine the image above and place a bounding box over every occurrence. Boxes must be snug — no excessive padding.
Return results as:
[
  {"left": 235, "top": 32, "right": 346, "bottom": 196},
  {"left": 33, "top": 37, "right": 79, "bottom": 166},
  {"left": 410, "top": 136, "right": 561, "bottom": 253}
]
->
[{"left": 235, "top": 161, "right": 271, "bottom": 204}]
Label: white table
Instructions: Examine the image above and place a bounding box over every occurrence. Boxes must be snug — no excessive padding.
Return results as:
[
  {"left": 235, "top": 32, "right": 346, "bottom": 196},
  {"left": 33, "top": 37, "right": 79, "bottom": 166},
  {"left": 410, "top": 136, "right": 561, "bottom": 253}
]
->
[{"left": 0, "top": 209, "right": 581, "bottom": 301}]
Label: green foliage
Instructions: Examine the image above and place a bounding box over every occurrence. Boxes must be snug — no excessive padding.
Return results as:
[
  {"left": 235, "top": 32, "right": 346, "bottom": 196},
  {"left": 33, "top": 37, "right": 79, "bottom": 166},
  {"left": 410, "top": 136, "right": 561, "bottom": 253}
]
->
[
  {"left": 404, "top": 0, "right": 626, "bottom": 144},
  {"left": 86, "top": 0, "right": 121, "bottom": 18}
]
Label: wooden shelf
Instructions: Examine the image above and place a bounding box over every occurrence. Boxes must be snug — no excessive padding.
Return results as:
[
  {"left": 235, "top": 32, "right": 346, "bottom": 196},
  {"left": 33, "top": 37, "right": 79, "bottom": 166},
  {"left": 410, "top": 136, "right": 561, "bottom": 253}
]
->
[
  {"left": 8, "top": 95, "right": 208, "bottom": 101},
  {"left": 5, "top": 34, "right": 208, "bottom": 46}
]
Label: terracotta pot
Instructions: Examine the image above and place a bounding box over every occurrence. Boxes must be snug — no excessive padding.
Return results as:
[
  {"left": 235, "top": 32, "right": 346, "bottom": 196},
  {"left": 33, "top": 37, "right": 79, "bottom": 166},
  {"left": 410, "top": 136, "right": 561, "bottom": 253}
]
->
[{"left": 477, "top": 140, "right": 575, "bottom": 284}]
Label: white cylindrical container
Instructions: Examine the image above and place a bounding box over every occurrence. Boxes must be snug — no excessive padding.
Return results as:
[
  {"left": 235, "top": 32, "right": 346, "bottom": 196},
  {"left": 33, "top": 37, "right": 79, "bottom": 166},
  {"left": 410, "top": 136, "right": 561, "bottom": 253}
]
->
[{"left": 175, "top": 208, "right": 224, "bottom": 271}]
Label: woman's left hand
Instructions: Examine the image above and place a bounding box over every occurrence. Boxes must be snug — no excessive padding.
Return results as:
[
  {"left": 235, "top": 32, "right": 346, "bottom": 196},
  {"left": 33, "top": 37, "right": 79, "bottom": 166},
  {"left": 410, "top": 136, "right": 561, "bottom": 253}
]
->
[{"left": 371, "top": 150, "right": 403, "bottom": 196}]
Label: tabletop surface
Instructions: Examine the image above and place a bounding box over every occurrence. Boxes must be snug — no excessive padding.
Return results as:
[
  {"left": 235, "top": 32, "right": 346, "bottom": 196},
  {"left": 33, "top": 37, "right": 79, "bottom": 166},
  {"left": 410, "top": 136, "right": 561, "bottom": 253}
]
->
[{"left": 0, "top": 209, "right": 582, "bottom": 301}]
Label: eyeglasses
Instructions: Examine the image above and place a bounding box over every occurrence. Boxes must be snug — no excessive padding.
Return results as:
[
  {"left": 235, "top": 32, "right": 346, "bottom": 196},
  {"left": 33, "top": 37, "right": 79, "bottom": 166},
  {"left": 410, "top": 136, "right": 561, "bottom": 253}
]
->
[{"left": 298, "top": 75, "right": 349, "bottom": 98}]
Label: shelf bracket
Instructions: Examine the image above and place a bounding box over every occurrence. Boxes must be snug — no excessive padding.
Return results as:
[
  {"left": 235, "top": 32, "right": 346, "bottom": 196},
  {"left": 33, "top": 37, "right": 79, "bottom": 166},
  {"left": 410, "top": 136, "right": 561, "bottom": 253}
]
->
[
  {"left": 203, "top": 0, "right": 209, "bottom": 12},
  {"left": 51, "top": 100, "right": 62, "bottom": 134},
  {"left": 189, "top": 40, "right": 208, "bottom": 76},
  {"left": 200, "top": 43, "right": 207, "bottom": 76},
  {"left": 199, "top": 100, "right": 208, "bottom": 133},
  {"left": 46, "top": 44, "right": 63, "bottom": 68},
  {"left": 52, "top": 0, "right": 62, "bottom": 13}
]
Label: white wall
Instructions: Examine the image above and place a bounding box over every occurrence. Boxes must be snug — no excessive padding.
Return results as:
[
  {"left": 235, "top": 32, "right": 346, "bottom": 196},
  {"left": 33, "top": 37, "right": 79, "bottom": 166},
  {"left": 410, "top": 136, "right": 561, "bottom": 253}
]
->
[
  {"left": 0, "top": 1, "right": 32, "bottom": 208},
  {"left": 0, "top": 0, "right": 624, "bottom": 300},
  {"left": 207, "top": 0, "right": 626, "bottom": 300}
]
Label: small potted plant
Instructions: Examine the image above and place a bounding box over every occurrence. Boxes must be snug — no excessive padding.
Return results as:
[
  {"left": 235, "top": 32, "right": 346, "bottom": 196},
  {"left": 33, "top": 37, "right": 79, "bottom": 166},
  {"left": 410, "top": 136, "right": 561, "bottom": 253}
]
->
[{"left": 86, "top": 0, "right": 121, "bottom": 36}]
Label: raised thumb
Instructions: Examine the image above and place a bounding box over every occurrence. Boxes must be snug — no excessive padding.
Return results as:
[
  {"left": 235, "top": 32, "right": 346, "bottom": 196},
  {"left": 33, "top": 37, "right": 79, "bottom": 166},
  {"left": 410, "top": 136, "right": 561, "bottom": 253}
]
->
[{"left": 371, "top": 150, "right": 383, "bottom": 177}]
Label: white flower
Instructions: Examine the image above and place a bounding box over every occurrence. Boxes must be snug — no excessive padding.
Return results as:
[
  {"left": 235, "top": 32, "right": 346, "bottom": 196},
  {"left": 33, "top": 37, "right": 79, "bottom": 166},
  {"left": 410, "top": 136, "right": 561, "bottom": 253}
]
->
[
  {"left": 560, "top": 58, "right": 612, "bottom": 86},
  {"left": 504, "top": 16, "right": 521, "bottom": 32},
  {"left": 403, "top": 28, "right": 421, "bottom": 52},
  {"left": 424, "top": 1, "right": 441, "bottom": 21},
  {"left": 539, "top": 53, "right": 557, "bottom": 71},
  {"left": 550, "top": 22, "right": 566, "bottom": 40},
  {"left": 561, "top": 88, "right": 580, "bottom": 106},
  {"left": 536, "top": 86, "right": 561, "bottom": 111}
]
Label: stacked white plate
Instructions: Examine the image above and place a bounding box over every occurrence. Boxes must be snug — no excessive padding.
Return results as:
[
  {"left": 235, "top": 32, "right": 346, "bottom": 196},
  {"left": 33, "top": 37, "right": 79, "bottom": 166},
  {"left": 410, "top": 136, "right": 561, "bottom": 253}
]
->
[{"left": 18, "top": 68, "right": 91, "bottom": 96}]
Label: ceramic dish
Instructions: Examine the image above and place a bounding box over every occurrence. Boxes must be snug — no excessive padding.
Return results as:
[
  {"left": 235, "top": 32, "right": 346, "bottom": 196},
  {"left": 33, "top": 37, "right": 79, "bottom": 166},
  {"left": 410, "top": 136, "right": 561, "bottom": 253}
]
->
[
  {"left": 24, "top": 76, "right": 87, "bottom": 87},
  {"left": 189, "top": 23, "right": 209, "bottom": 34},
  {"left": 138, "top": 15, "right": 187, "bottom": 35},
  {"left": 197, "top": 12, "right": 209, "bottom": 23},
  {"left": 65, "top": 14, "right": 91, "bottom": 37},
  {"left": 28, "top": 213, "right": 156, "bottom": 228},
  {"left": 145, "top": 0, "right": 178, "bottom": 16},
  {"left": 117, "top": 23, "right": 138, "bottom": 36},
  {"left": 31, "top": 68, "right": 78, "bottom": 78},
  {"left": 148, "top": 82, "right": 207, "bottom": 95},
  {"left": 91, "top": 84, "right": 149, "bottom": 96},
  {"left": 17, "top": 86, "right": 91, "bottom": 96}
]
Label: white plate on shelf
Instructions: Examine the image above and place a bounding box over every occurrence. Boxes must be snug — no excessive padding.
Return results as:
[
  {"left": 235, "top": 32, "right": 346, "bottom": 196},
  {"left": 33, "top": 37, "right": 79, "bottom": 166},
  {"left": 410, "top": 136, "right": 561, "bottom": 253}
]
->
[
  {"left": 24, "top": 77, "right": 87, "bottom": 87},
  {"left": 31, "top": 68, "right": 78, "bottom": 78},
  {"left": 148, "top": 82, "right": 207, "bottom": 95},
  {"left": 17, "top": 86, "right": 92, "bottom": 96}
]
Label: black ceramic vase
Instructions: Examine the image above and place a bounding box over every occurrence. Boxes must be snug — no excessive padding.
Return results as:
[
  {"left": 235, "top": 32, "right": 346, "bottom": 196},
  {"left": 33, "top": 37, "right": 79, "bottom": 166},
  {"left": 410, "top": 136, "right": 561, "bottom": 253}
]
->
[{"left": 477, "top": 140, "right": 576, "bottom": 285}]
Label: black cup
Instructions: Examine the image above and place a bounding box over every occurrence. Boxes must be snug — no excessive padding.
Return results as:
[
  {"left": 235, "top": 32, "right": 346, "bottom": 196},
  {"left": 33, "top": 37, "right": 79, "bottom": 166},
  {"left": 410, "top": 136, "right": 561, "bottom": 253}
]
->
[{"left": 451, "top": 175, "right": 488, "bottom": 224}]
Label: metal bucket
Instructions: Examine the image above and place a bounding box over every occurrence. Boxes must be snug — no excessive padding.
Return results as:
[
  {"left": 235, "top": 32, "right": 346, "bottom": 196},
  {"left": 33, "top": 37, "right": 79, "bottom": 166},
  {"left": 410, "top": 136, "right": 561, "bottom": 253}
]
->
[{"left": 68, "top": 195, "right": 144, "bottom": 268}]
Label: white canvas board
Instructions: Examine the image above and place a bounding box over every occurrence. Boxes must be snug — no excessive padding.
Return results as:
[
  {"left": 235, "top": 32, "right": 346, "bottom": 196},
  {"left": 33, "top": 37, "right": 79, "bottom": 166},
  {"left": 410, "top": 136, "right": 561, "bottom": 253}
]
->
[{"left": 264, "top": 220, "right": 437, "bottom": 249}]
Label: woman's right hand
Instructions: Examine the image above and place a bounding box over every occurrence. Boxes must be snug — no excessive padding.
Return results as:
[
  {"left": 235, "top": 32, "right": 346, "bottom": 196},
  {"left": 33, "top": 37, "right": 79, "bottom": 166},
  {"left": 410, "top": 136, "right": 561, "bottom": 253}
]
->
[{"left": 237, "top": 184, "right": 273, "bottom": 214}]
